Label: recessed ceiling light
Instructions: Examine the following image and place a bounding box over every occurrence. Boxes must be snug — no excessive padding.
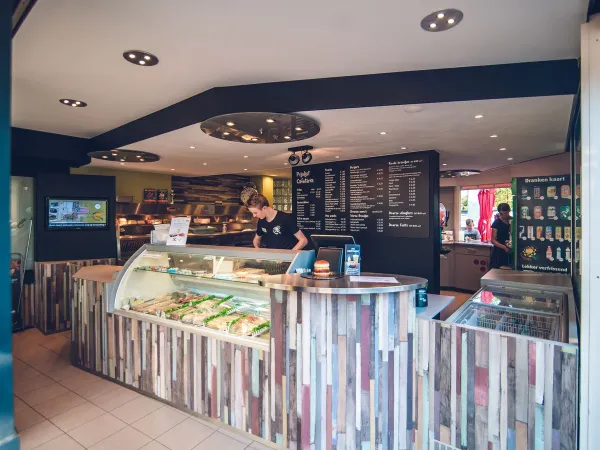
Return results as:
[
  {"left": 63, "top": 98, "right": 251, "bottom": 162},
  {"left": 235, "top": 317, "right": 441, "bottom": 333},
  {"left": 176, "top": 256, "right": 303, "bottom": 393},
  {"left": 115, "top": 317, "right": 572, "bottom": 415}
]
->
[
  {"left": 59, "top": 98, "right": 87, "bottom": 107},
  {"left": 139, "top": 158, "right": 145, "bottom": 161},
  {"left": 380, "top": 131, "right": 387, "bottom": 135},
  {"left": 171, "top": 169, "right": 175, "bottom": 171},
  {"left": 251, "top": 138, "right": 258, "bottom": 141},
  {"left": 401, "top": 147, "right": 407, "bottom": 150},
  {"left": 244, "top": 169, "right": 248, "bottom": 171},
  {"left": 284, "top": 163, "right": 288, "bottom": 165},
  {"left": 190, "top": 146, "right": 196, "bottom": 149},
  {"left": 136, "top": 155, "right": 142, "bottom": 158},
  {"left": 499, "top": 148, "right": 507, "bottom": 151},
  {"left": 111, "top": 153, "right": 118, "bottom": 156},
  {"left": 102, "top": 156, "right": 108, "bottom": 159},
  {"left": 203, "top": 162, "right": 207, "bottom": 166},
  {"left": 490, "top": 135, "right": 498, "bottom": 138},
  {"left": 507, "top": 157, "right": 514, "bottom": 161},
  {"left": 243, "top": 155, "right": 248, "bottom": 158},
  {"left": 226, "top": 121, "right": 235, "bottom": 127},
  {"left": 442, "top": 163, "right": 447, "bottom": 166},
  {"left": 120, "top": 158, "right": 126, "bottom": 162},
  {"left": 295, "top": 127, "right": 303, "bottom": 131},
  {"left": 475, "top": 114, "right": 484, "bottom": 119},
  {"left": 335, "top": 156, "right": 340, "bottom": 159},
  {"left": 123, "top": 50, "right": 159, "bottom": 66},
  {"left": 266, "top": 119, "right": 275, "bottom": 123},
  {"left": 284, "top": 136, "right": 291, "bottom": 140},
  {"left": 120, "top": 163, "right": 125, "bottom": 165},
  {"left": 421, "top": 9, "right": 463, "bottom": 32},
  {"left": 223, "top": 132, "right": 230, "bottom": 136}
]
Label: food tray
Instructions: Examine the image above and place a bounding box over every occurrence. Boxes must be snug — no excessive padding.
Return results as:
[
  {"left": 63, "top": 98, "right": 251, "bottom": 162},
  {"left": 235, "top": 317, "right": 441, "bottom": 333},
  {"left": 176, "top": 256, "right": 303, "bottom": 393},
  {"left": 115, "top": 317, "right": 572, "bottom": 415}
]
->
[{"left": 451, "top": 303, "right": 558, "bottom": 340}]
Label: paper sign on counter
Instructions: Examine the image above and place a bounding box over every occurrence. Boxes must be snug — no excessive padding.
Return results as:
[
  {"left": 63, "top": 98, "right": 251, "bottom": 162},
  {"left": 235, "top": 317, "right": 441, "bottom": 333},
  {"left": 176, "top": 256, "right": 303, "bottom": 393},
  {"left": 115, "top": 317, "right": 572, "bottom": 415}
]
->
[
  {"left": 349, "top": 276, "right": 398, "bottom": 283},
  {"left": 167, "top": 217, "right": 191, "bottom": 246}
]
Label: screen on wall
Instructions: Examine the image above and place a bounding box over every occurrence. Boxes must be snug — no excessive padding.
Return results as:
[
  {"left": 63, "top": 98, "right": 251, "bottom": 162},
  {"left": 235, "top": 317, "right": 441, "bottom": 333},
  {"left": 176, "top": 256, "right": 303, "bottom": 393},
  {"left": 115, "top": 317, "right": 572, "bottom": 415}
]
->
[{"left": 46, "top": 198, "right": 109, "bottom": 230}]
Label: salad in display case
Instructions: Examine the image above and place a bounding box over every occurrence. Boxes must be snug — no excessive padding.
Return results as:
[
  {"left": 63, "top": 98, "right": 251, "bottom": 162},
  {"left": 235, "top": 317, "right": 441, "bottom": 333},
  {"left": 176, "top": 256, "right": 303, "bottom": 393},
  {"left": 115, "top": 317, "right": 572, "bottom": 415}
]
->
[{"left": 110, "top": 244, "right": 314, "bottom": 347}]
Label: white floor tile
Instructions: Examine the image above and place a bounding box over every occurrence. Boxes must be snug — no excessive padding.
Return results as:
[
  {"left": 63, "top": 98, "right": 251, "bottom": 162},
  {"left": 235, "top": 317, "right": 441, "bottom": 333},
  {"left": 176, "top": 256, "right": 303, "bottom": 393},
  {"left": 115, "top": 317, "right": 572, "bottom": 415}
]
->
[
  {"left": 112, "top": 396, "right": 164, "bottom": 425},
  {"left": 67, "top": 413, "right": 127, "bottom": 448},
  {"left": 155, "top": 418, "right": 215, "bottom": 450},
  {"left": 91, "top": 385, "right": 140, "bottom": 411},
  {"left": 33, "top": 391, "right": 87, "bottom": 419},
  {"left": 33, "top": 433, "right": 85, "bottom": 450},
  {"left": 18, "top": 420, "right": 63, "bottom": 450},
  {"left": 191, "top": 431, "right": 248, "bottom": 450},
  {"left": 50, "top": 401, "right": 105, "bottom": 432},
  {"left": 131, "top": 406, "right": 187, "bottom": 439},
  {"left": 88, "top": 425, "right": 152, "bottom": 450}
]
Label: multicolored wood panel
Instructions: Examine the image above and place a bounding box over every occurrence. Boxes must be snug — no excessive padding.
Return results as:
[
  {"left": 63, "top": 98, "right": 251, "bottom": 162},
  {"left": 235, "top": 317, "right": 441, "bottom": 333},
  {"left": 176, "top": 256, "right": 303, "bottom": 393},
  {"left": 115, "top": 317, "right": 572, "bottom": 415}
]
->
[
  {"left": 414, "top": 319, "right": 579, "bottom": 450},
  {"left": 271, "top": 288, "right": 417, "bottom": 450},
  {"left": 22, "top": 281, "right": 35, "bottom": 328},
  {"left": 35, "top": 259, "right": 115, "bottom": 334},
  {"left": 71, "top": 277, "right": 271, "bottom": 440}
]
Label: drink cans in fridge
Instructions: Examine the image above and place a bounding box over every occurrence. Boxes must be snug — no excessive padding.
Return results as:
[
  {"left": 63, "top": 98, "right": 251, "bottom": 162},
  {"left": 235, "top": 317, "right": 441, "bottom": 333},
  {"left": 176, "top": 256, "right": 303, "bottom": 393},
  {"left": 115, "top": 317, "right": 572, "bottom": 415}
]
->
[
  {"left": 520, "top": 206, "right": 529, "bottom": 219},
  {"left": 564, "top": 226, "right": 571, "bottom": 241},
  {"left": 534, "top": 206, "right": 543, "bottom": 219},
  {"left": 545, "top": 226, "right": 553, "bottom": 240},
  {"left": 536, "top": 226, "right": 543, "bottom": 239},
  {"left": 527, "top": 226, "right": 534, "bottom": 240},
  {"left": 555, "top": 226, "right": 562, "bottom": 240}
]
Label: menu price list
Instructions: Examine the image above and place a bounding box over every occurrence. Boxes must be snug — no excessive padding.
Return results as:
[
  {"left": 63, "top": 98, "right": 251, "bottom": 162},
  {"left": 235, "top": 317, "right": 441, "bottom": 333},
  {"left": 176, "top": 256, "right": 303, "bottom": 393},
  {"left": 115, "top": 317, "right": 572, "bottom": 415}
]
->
[{"left": 293, "top": 153, "right": 431, "bottom": 238}]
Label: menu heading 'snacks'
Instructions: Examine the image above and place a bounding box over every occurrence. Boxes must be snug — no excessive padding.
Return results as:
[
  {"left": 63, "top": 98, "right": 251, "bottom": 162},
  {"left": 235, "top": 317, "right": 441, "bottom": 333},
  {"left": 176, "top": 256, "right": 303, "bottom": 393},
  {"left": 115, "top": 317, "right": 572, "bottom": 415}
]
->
[{"left": 293, "top": 152, "right": 431, "bottom": 238}]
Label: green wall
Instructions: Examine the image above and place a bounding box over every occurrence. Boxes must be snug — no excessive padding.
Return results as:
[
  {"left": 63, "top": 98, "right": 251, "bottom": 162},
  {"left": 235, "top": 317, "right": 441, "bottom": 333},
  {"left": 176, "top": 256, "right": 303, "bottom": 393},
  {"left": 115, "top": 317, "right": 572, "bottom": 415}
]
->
[{"left": 71, "top": 167, "right": 171, "bottom": 203}]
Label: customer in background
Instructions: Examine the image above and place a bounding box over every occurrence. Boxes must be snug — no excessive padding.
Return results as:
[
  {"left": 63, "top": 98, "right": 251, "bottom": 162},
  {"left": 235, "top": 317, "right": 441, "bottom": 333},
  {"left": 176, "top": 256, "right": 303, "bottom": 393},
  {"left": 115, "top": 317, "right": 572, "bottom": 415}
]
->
[
  {"left": 490, "top": 203, "right": 512, "bottom": 269},
  {"left": 464, "top": 219, "right": 481, "bottom": 240}
]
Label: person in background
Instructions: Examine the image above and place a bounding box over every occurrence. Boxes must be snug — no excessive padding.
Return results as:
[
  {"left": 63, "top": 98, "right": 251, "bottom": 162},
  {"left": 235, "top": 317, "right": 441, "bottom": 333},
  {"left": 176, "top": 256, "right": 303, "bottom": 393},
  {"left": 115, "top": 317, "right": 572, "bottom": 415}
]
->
[
  {"left": 464, "top": 219, "right": 481, "bottom": 240},
  {"left": 490, "top": 203, "right": 512, "bottom": 269},
  {"left": 247, "top": 193, "right": 308, "bottom": 250}
]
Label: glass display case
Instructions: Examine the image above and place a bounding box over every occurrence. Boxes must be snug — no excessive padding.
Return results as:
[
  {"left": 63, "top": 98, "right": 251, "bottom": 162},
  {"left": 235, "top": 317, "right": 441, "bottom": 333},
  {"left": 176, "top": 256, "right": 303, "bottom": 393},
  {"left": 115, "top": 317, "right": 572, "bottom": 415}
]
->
[
  {"left": 110, "top": 244, "right": 314, "bottom": 347},
  {"left": 447, "top": 285, "right": 567, "bottom": 342}
]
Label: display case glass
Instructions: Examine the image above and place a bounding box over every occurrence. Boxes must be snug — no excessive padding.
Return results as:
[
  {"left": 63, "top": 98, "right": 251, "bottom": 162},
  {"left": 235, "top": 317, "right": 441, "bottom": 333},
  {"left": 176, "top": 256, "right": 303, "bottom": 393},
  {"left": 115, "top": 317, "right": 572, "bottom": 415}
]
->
[{"left": 111, "top": 244, "right": 314, "bottom": 347}]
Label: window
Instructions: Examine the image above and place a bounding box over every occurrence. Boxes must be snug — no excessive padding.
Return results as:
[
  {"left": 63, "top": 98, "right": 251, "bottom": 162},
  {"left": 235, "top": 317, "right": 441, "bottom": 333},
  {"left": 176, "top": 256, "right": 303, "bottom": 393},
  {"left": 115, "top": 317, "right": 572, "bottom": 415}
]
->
[{"left": 460, "top": 187, "right": 513, "bottom": 239}]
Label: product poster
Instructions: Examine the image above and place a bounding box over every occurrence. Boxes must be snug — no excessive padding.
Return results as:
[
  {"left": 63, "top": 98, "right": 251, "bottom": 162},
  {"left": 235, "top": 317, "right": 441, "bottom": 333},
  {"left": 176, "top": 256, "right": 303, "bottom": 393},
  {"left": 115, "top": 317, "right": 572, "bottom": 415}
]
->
[
  {"left": 513, "top": 175, "right": 571, "bottom": 274},
  {"left": 167, "top": 217, "right": 191, "bottom": 246},
  {"left": 143, "top": 188, "right": 157, "bottom": 203},
  {"left": 344, "top": 244, "right": 361, "bottom": 275},
  {"left": 157, "top": 189, "right": 169, "bottom": 203}
]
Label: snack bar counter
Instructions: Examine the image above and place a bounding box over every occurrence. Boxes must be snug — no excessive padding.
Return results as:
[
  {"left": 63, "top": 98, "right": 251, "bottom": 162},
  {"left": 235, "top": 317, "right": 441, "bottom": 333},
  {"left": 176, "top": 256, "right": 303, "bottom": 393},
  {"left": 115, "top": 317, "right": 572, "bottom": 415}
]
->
[{"left": 71, "top": 243, "right": 431, "bottom": 449}]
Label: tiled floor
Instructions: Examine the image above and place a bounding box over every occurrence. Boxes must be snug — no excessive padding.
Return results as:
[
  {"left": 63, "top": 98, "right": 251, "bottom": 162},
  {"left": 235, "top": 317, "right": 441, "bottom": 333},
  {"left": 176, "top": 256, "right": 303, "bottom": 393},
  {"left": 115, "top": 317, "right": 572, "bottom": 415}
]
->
[{"left": 13, "top": 328, "right": 280, "bottom": 450}]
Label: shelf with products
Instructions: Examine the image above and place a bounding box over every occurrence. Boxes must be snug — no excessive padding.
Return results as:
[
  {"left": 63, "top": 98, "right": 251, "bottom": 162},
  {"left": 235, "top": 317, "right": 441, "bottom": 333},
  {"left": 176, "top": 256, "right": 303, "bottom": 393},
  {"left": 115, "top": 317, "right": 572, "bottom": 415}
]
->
[
  {"left": 273, "top": 178, "right": 292, "bottom": 212},
  {"left": 110, "top": 244, "right": 314, "bottom": 348}
]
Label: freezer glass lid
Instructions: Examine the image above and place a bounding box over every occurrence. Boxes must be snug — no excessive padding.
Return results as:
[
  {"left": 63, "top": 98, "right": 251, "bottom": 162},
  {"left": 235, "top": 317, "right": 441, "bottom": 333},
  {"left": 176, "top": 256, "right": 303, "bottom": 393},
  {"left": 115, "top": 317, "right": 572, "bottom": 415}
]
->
[{"left": 470, "top": 287, "right": 562, "bottom": 314}]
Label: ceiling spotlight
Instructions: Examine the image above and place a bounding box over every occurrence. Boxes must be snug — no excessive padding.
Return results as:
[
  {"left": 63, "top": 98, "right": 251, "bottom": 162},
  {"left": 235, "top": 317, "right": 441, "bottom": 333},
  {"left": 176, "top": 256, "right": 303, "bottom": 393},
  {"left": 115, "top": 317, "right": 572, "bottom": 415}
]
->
[
  {"left": 223, "top": 132, "right": 230, "bottom": 136},
  {"left": 244, "top": 169, "right": 248, "bottom": 171},
  {"left": 139, "top": 158, "right": 145, "bottom": 162},
  {"left": 266, "top": 119, "right": 275, "bottom": 123},
  {"left": 490, "top": 135, "right": 498, "bottom": 138},
  {"left": 251, "top": 138, "right": 258, "bottom": 142},
  {"left": 507, "top": 157, "right": 514, "bottom": 161},
  {"left": 421, "top": 9, "right": 463, "bottom": 32},
  {"left": 499, "top": 148, "right": 507, "bottom": 151},
  {"left": 102, "top": 156, "right": 108, "bottom": 159},
  {"left": 123, "top": 50, "right": 159, "bottom": 66},
  {"left": 171, "top": 169, "right": 175, "bottom": 171},
  {"left": 284, "top": 163, "right": 288, "bottom": 165},
  {"left": 335, "top": 156, "right": 340, "bottom": 159},
  {"left": 475, "top": 114, "right": 484, "bottom": 119},
  {"left": 136, "top": 155, "right": 142, "bottom": 158},
  {"left": 111, "top": 153, "right": 118, "bottom": 156},
  {"left": 243, "top": 155, "right": 249, "bottom": 158},
  {"left": 59, "top": 98, "right": 87, "bottom": 107},
  {"left": 190, "top": 146, "right": 196, "bottom": 149},
  {"left": 120, "top": 158, "right": 126, "bottom": 162},
  {"left": 284, "top": 136, "right": 291, "bottom": 140},
  {"left": 442, "top": 163, "right": 447, "bottom": 166},
  {"left": 379, "top": 131, "right": 387, "bottom": 135},
  {"left": 301, "top": 150, "right": 313, "bottom": 164},
  {"left": 401, "top": 147, "right": 407, "bottom": 150},
  {"left": 295, "top": 127, "right": 303, "bottom": 131},
  {"left": 203, "top": 162, "right": 207, "bottom": 166},
  {"left": 226, "top": 121, "right": 235, "bottom": 127},
  {"left": 288, "top": 152, "right": 300, "bottom": 166}
]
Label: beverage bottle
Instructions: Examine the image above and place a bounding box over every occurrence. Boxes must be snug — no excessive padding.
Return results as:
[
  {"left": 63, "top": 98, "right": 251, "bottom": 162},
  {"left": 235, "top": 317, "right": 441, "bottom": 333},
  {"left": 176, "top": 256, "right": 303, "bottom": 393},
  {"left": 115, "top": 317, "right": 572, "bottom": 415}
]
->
[
  {"left": 546, "top": 246, "right": 552, "bottom": 260},
  {"left": 566, "top": 247, "right": 571, "bottom": 261},
  {"left": 557, "top": 247, "right": 562, "bottom": 260}
]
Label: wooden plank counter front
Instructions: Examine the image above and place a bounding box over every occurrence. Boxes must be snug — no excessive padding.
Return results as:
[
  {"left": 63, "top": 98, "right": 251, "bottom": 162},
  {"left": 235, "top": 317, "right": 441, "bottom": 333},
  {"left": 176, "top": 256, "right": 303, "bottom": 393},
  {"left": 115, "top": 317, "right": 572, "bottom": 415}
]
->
[{"left": 260, "top": 273, "right": 428, "bottom": 449}]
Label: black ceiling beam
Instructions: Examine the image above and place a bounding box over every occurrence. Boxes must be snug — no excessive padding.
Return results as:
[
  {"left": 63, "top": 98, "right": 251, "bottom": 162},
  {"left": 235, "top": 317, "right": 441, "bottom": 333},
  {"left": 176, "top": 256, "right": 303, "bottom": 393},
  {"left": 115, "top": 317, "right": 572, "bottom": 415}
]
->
[{"left": 90, "top": 59, "right": 579, "bottom": 152}]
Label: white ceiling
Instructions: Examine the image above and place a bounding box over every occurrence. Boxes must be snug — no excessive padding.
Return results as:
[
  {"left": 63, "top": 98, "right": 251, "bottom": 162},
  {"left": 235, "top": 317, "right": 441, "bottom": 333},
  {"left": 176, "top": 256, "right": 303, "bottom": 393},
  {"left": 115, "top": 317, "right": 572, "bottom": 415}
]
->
[
  {"left": 85, "top": 96, "right": 573, "bottom": 177},
  {"left": 11, "top": 0, "right": 586, "bottom": 138}
]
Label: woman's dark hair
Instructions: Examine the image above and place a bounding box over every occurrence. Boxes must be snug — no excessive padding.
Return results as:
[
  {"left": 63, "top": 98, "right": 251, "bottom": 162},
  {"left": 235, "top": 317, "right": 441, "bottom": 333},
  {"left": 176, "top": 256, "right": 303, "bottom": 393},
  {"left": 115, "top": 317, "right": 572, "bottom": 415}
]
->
[
  {"left": 497, "top": 203, "right": 511, "bottom": 212},
  {"left": 247, "top": 193, "right": 270, "bottom": 209}
]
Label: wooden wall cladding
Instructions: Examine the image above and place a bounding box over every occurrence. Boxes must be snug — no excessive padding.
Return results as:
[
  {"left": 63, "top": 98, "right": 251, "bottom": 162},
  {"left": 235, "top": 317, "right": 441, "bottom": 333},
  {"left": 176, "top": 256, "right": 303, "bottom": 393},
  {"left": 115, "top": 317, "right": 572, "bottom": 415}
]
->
[
  {"left": 35, "top": 259, "right": 115, "bottom": 334},
  {"left": 71, "top": 277, "right": 271, "bottom": 440},
  {"left": 22, "top": 282, "right": 35, "bottom": 328},
  {"left": 414, "top": 319, "right": 579, "bottom": 450},
  {"left": 271, "top": 289, "right": 417, "bottom": 450},
  {"left": 172, "top": 175, "right": 251, "bottom": 204}
]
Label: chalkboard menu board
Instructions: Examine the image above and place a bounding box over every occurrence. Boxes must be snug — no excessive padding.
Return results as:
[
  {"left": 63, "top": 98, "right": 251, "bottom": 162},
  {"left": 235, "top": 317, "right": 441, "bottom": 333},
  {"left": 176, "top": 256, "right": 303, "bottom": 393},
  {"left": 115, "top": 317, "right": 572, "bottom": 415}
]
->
[
  {"left": 294, "top": 153, "right": 430, "bottom": 238},
  {"left": 293, "top": 150, "right": 440, "bottom": 293},
  {"left": 513, "top": 174, "right": 575, "bottom": 274}
]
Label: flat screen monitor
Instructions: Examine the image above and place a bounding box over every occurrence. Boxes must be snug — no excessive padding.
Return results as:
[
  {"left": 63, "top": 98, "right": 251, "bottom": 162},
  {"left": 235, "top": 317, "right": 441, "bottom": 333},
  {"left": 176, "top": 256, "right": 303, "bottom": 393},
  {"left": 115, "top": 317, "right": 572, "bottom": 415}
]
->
[
  {"left": 310, "top": 234, "right": 356, "bottom": 254},
  {"left": 46, "top": 198, "right": 109, "bottom": 231}
]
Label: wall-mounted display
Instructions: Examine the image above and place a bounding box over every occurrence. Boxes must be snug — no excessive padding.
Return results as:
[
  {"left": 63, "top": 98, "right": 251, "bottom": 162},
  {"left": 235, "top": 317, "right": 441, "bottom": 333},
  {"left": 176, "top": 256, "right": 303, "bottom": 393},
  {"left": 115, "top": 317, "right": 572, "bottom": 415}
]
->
[
  {"left": 157, "top": 189, "right": 169, "bottom": 203},
  {"left": 46, "top": 198, "right": 108, "bottom": 230},
  {"left": 512, "top": 174, "right": 571, "bottom": 274}
]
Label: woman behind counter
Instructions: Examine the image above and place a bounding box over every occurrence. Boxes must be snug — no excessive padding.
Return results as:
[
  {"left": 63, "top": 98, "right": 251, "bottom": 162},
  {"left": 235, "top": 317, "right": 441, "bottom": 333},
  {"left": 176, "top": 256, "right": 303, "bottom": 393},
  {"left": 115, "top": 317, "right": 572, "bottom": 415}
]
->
[{"left": 490, "top": 203, "right": 512, "bottom": 269}]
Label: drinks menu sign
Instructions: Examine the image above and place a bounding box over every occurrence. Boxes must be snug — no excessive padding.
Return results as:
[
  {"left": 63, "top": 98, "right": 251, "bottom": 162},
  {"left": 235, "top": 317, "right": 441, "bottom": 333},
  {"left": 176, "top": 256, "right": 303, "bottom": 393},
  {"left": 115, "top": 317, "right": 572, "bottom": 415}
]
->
[{"left": 293, "top": 153, "right": 430, "bottom": 238}]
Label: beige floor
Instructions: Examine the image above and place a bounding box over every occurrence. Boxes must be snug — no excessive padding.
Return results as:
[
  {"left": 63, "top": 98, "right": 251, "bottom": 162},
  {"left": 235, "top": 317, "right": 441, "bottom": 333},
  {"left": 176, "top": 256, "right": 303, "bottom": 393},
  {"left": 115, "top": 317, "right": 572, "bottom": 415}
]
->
[{"left": 13, "top": 328, "right": 279, "bottom": 450}]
